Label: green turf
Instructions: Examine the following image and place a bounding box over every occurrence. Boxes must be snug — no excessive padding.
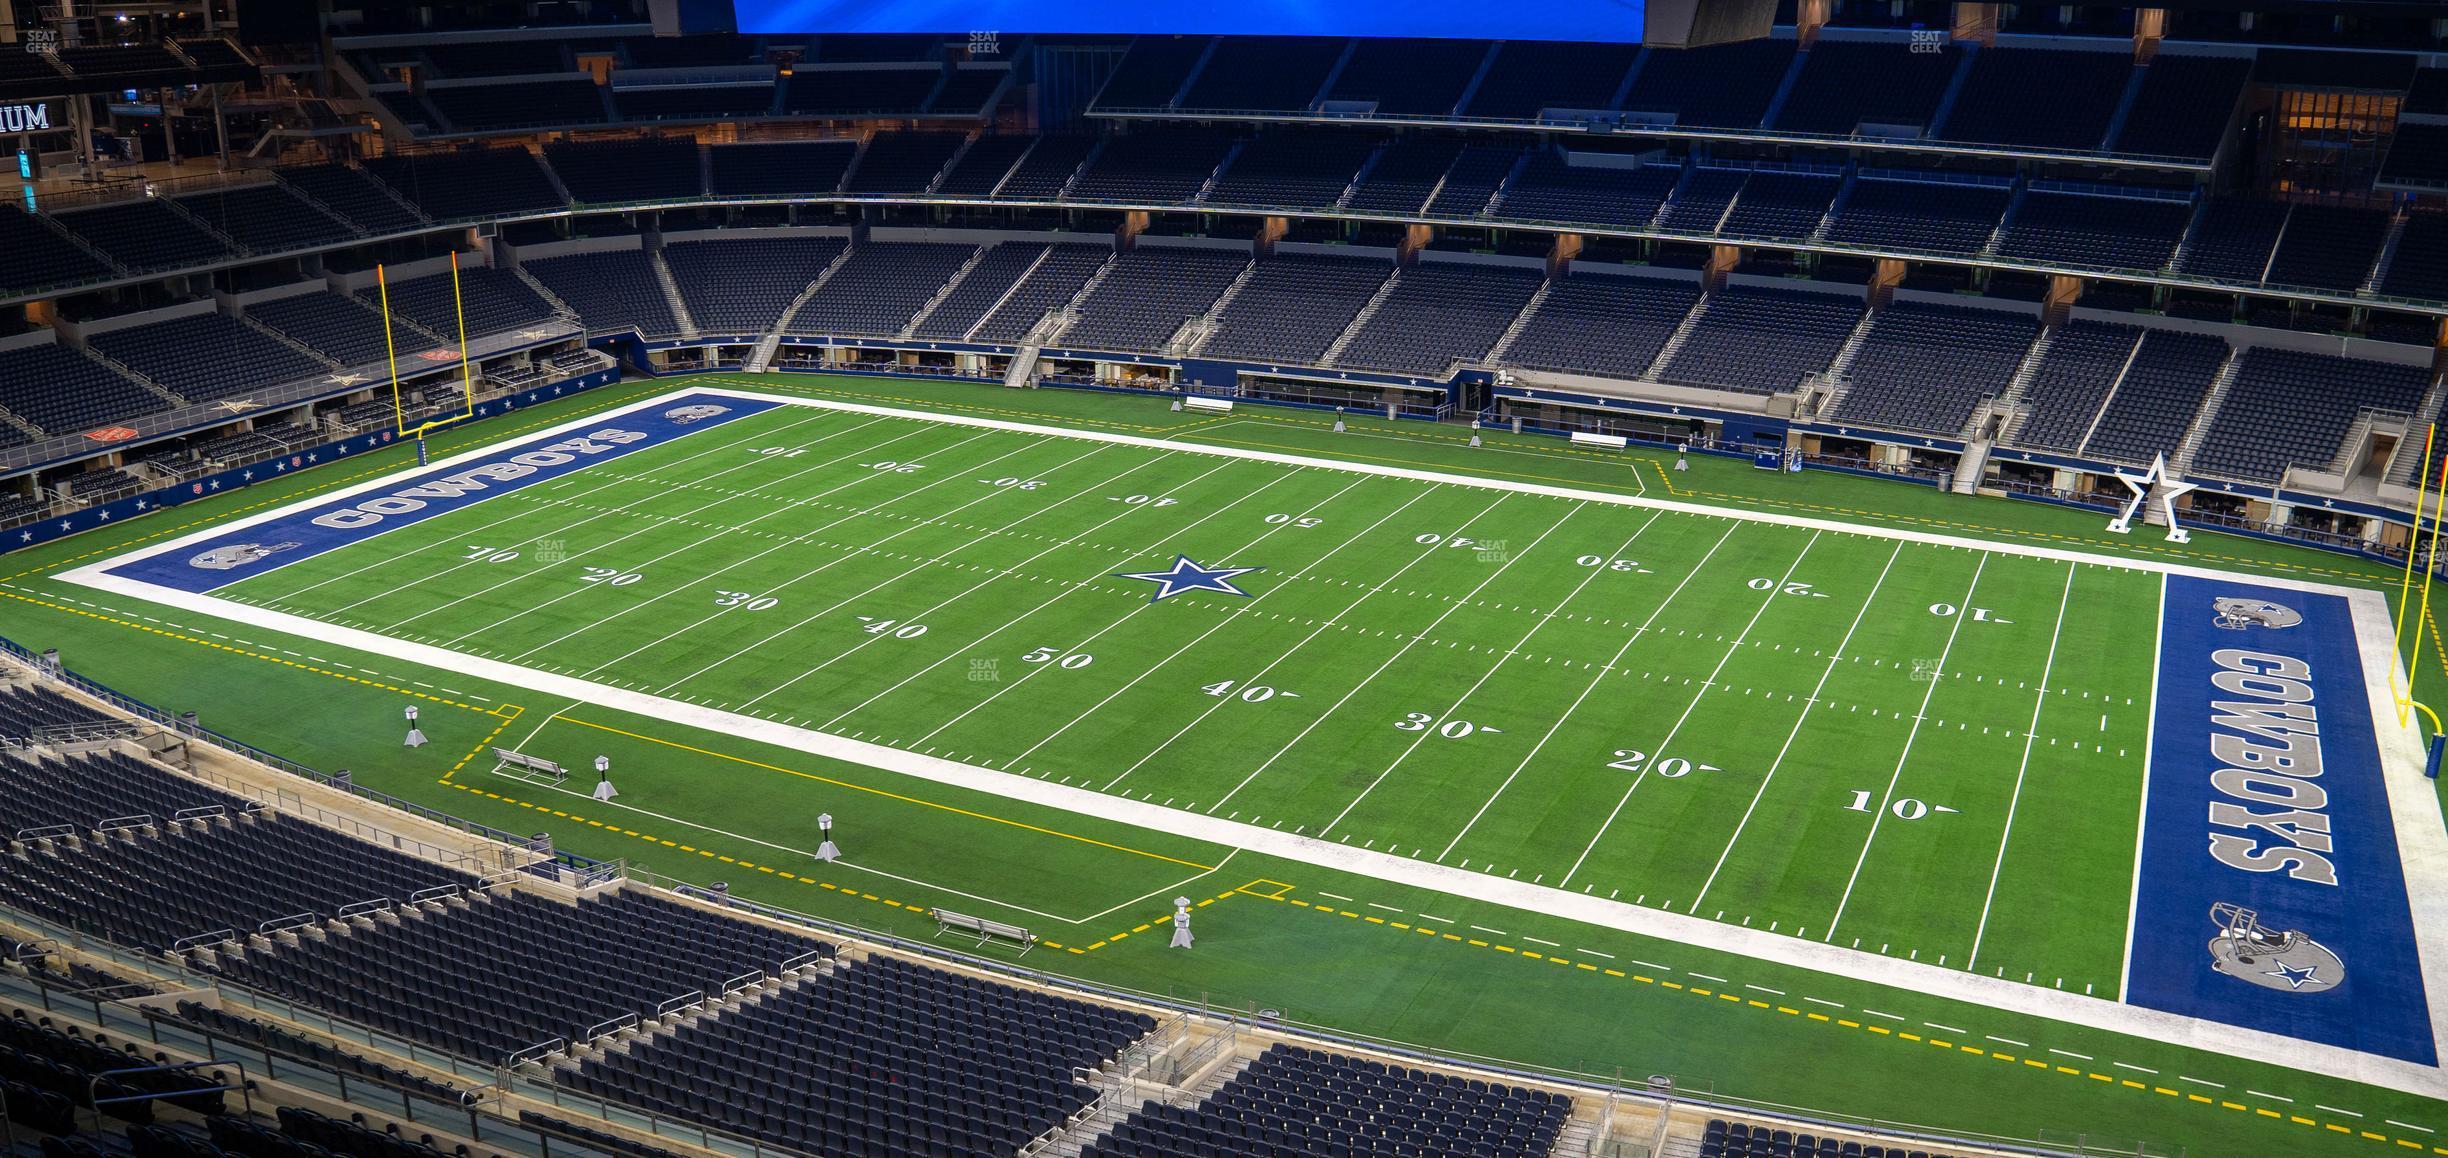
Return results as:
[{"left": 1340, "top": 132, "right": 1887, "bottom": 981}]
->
[
  {"left": 4, "top": 372, "right": 2442, "bottom": 1158},
  {"left": 195, "top": 395, "right": 2164, "bottom": 988}
]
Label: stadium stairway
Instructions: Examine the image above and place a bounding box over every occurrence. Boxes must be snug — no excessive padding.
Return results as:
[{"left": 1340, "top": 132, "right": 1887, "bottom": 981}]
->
[
  {"left": 649, "top": 249, "right": 702, "bottom": 341},
  {"left": 1319, "top": 270, "right": 1405, "bottom": 366},
  {"left": 900, "top": 245, "right": 995, "bottom": 339},
  {"left": 2167, "top": 346, "right": 2245, "bottom": 475},
  {"left": 749, "top": 247, "right": 856, "bottom": 372},
  {"left": 1484, "top": 277, "right": 1555, "bottom": 366}
]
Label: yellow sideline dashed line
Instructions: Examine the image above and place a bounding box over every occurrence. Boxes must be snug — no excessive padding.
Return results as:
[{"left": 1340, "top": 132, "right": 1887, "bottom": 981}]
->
[
  {"left": 1242, "top": 886, "right": 2443, "bottom": 1154},
  {"left": 545, "top": 714, "right": 1212, "bottom": 869},
  {"left": 429, "top": 769, "right": 1250, "bottom": 954},
  {"left": 0, "top": 586, "right": 506, "bottom": 714}
]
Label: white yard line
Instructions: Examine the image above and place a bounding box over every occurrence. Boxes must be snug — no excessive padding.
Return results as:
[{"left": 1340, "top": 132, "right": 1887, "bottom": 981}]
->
[
  {"left": 331, "top": 410, "right": 866, "bottom": 618},
  {"left": 765, "top": 456, "right": 1264, "bottom": 722},
  {"left": 433, "top": 429, "right": 1007, "bottom": 645},
  {"left": 1824, "top": 554, "right": 1990, "bottom": 941},
  {"left": 1559, "top": 529, "right": 1824, "bottom": 889},
  {"left": 2119, "top": 571, "right": 2169, "bottom": 1003},
  {"left": 1002, "top": 482, "right": 1437, "bottom": 770},
  {"left": 264, "top": 408, "right": 860, "bottom": 604},
  {"left": 1319, "top": 511, "right": 1663, "bottom": 837},
  {"left": 568, "top": 441, "right": 1120, "bottom": 677},
  {"left": 1206, "top": 500, "right": 1587, "bottom": 814},
  {"left": 64, "top": 385, "right": 2446, "bottom": 1098},
  {"left": 1687, "top": 540, "right": 1903, "bottom": 912},
  {"left": 1072, "top": 850, "right": 1244, "bottom": 924},
  {"left": 875, "top": 467, "right": 1340, "bottom": 741},
  {"left": 1966, "top": 561, "right": 2078, "bottom": 970},
  {"left": 1104, "top": 489, "right": 1510, "bottom": 793},
  {"left": 1438, "top": 517, "right": 1732, "bottom": 860},
  {"left": 650, "top": 449, "right": 1182, "bottom": 697}
]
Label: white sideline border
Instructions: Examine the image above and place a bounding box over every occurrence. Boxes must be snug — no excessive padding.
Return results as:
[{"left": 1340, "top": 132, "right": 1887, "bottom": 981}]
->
[{"left": 55, "top": 383, "right": 2448, "bottom": 1097}]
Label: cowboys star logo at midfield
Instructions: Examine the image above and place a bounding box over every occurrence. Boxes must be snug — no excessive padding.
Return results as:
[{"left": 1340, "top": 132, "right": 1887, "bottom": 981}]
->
[
  {"left": 2207, "top": 904, "right": 2344, "bottom": 994},
  {"left": 188, "top": 541, "right": 301, "bottom": 571},
  {"left": 2212, "top": 596, "right": 2302, "bottom": 631},
  {"left": 1116, "top": 555, "right": 1262, "bottom": 602}
]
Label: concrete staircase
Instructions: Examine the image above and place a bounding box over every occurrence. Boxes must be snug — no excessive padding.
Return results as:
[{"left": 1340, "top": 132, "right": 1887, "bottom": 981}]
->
[
  {"left": 1321, "top": 269, "right": 1403, "bottom": 367},
  {"left": 649, "top": 250, "right": 701, "bottom": 341},
  {"left": 1974, "top": 326, "right": 2056, "bottom": 441},
  {"left": 748, "top": 246, "right": 855, "bottom": 372},
  {"left": 1642, "top": 293, "right": 1714, "bottom": 380},
  {"left": 2168, "top": 347, "right": 2245, "bottom": 475},
  {"left": 1003, "top": 345, "right": 1041, "bottom": 387},
  {"left": 240, "top": 313, "right": 346, "bottom": 372},
  {"left": 1182, "top": 258, "right": 1261, "bottom": 354},
  {"left": 2387, "top": 377, "right": 2448, "bottom": 487},
  {"left": 1487, "top": 277, "right": 1554, "bottom": 365},
  {"left": 900, "top": 244, "right": 990, "bottom": 338},
  {"left": 1821, "top": 307, "right": 1883, "bottom": 383},
  {"left": 960, "top": 245, "right": 1056, "bottom": 341},
  {"left": 2067, "top": 330, "right": 2149, "bottom": 458},
  {"left": 1951, "top": 437, "right": 1992, "bottom": 494},
  {"left": 513, "top": 265, "right": 580, "bottom": 325},
  {"left": 1041, "top": 250, "right": 1122, "bottom": 346},
  {"left": 2365, "top": 210, "right": 2411, "bottom": 295}
]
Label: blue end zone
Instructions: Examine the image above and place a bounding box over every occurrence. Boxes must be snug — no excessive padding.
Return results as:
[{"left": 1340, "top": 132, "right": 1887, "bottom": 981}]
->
[
  {"left": 102, "top": 392, "right": 781, "bottom": 595},
  {"left": 2129, "top": 575, "right": 2434, "bottom": 1064}
]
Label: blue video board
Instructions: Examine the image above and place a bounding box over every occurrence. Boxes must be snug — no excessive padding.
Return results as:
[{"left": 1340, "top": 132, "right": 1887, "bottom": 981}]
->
[{"left": 734, "top": 0, "right": 1644, "bottom": 43}]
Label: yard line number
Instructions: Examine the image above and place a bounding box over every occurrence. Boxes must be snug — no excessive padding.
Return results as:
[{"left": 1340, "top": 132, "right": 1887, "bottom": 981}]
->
[
  {"left": 579, "top": 567, "right": 643, "bottom": 586},
  {"left": 1749, "top": 577, "right": 1827, "bottom": 598},
  {"left": 1201, "top": 680, "right": 1299, "bottom": 702},
  {"left": 1607, "top": 749, "right": 1720, "bottom": 778},
  {"left": 1022, "top": 646, "right": 1093, "bottom": 669},
  {"left": 855, "top": 616, "right": 929, "bottom": 638},
  {"left": 1396, "top": 712, "right": 1501, "bottom": 739},
  {"left": 1844, "top": 791, "right": 1961, "bottom": 820},
  {"left": 714, "top": 590, "right": 779, "bottom": 611},
  {"left": 463, "top": 545, "right": 520, "bottom": 563}
]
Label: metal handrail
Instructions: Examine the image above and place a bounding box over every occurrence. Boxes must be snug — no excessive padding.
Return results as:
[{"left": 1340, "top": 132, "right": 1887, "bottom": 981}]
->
[
  {"left": 580, "top": 1013, "right": 638, "bottom": 1043},
  {"left": 12, "top": 823, "right": 75, "bottom": 842},
  {"left": 94, "top": 814, "right": 153, "bottom": 832},
  {"left": 170, "top": 805, "right": 227, "bottom": 822},
  {"left": 335, "top": 898, "right": 394, "bottom": 919},
  {"left": 256, "top": 912, "right": 322, "bottom": 935},
  {"left": 83, "top": 1059, "right": 251, "bottom": 1133},
  {"left": 170, "top": 928, "right": 237, "bottom": 952},
  {"left": 719, "top": 969, "right": 764, "bottom": 997},
  {"left": 655, "top": 990, "right": 706, "bottom": 1019},
  {"left": 506, "top": 1038, "right": 566, "bottom": 1069}
]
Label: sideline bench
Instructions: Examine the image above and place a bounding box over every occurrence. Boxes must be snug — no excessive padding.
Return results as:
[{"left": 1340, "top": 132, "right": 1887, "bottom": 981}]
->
[
  {"left": 1183, "top": 396, "right": 1234, "bottom": 414},
  {"left": 930, "top": 907, "right": 1037, "bottom": 955},
  {"left": 492, "top": 747, "right": 568, "bottom": 786},
  {"left": 1569, "top": 431, "right": 1629, "bottom": 449}
]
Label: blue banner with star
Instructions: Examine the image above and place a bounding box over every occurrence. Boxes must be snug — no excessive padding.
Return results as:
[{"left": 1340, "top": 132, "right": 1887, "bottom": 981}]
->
[{"left": 95, "top": 389, "right": 774, "bottom": 594}]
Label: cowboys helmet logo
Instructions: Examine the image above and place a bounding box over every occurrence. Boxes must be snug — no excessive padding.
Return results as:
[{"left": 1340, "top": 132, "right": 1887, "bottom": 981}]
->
[
  {"left": 664, "top": 405, "right": 729, "bottom": 425},
  {"left": 188, "top": 541, "right": 301, "bottom": 571},
  {"left": 2212, "top": 597, "right": 2302, "bottom": 631},
  {"left": 2207, "top": 903, "right": 2343, "bottom": 994}
]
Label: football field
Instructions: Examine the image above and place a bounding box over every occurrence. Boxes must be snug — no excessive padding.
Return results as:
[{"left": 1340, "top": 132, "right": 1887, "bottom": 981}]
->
[{"left": 61, "top": 383, "right": 2445, "bottom": 1095}]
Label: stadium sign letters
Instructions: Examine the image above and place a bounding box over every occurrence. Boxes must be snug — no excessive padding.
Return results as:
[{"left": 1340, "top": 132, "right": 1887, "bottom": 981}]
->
[
  {"left": 99, "top": 391, "right": 781, "bottom": 594},
  {"left": 0, "top": 102, "right": 58, "bottom": 133},
  {"left": 2203, "top": 649, "right": 2333, "bottom": 884},
  {"left": 2128, "top": 576, "right": 2434, "bottom": 1064},
  {"left": 312, "top": 428, "right": 649, "bottom": 530}
]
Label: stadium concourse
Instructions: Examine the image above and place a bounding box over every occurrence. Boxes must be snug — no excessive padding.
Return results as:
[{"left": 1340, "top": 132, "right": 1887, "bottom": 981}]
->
[{"left": 5, "top": 2, "right": 2448, "bottom": 1158}]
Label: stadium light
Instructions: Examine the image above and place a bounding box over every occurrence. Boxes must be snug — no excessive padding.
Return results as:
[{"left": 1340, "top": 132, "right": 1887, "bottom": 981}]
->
[
  {"left": 815, "top": 812, "right": 840, "bottom": 862},
  {"left": 402, "top": 703, "right": 426, "bottom": 748}
]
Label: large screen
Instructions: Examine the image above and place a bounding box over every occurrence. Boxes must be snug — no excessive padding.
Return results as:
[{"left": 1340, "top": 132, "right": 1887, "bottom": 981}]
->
[{"left": 733, "top": 0, "right": 1645, "bottom": 43}]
